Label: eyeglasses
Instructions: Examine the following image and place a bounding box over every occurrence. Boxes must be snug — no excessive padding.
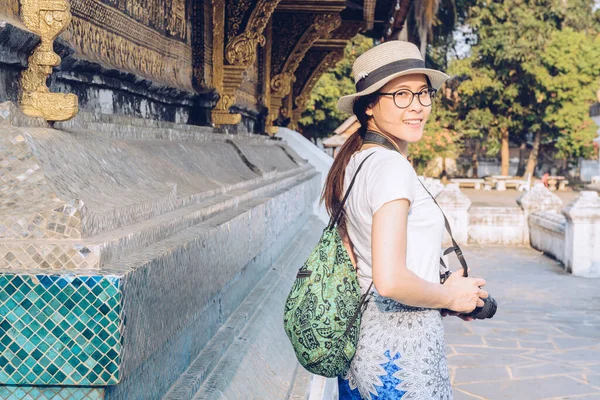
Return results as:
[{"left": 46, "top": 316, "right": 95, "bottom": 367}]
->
[{"left": 374, "top": 88, "right": 437, "bottom": 108}]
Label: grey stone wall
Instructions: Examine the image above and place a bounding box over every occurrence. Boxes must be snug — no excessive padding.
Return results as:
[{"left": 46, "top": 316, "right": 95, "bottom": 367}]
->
[{"left": 0, "top": 102, "right": 321, "bottom": 397}]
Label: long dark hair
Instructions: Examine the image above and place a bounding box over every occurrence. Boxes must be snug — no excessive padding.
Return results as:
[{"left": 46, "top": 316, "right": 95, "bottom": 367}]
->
[
  {"left": 321, "top": 76, "right": 433, "bottom": 229},
  {"left": 321, "top": 93, "right": 378, "bottom": 229}
]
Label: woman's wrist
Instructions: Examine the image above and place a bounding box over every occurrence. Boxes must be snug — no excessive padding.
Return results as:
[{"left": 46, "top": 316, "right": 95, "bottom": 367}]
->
[{"left": 435, "top": 284, "right": 453, "bottom": 309}]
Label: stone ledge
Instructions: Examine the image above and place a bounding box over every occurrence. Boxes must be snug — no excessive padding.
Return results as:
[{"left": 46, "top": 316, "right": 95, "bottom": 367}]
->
[
  {"left": 0, "top": 168, "right": 320, "bottom": 390},
  {"left": 1, "top": 109, "right": 309, "bottom": 242},
  {"left": 1, "top": 167, "right": 317, "bottom": 272}
]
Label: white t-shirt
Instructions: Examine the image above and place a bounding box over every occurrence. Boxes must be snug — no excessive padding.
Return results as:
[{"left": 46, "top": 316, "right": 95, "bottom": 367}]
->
[{"left": 343, "top": 147, "right": 445, "bottom": 291}]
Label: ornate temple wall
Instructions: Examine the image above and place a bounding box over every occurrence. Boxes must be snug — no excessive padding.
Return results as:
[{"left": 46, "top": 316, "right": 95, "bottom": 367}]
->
[
  {"left": 0, "top": 0, "right": 199, "bottom": 123},
  {"left": 0, "top": 1, "right": 382, "bottom": 398}
]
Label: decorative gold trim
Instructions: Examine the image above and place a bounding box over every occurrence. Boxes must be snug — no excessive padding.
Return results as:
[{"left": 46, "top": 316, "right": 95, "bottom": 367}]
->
[
  {"left": 271, "top": 72, "right": 297, "bottom": 97},
  {"left": 294, "top": 50, "right": 342, "bottom": 109},
  {"left": 63, "top": 17, "right": 193, "bottom": 90},
  {"left": 262, "top": 19, "right": 273, "bottom": 110},
  {"left": 290, "top": 50, "right": 343, "bottom": 128},
  {"left": 225, "top": 0, "right": 279, "bottom": 67},
  {"left": 0, "top": 0, "right": 19, "bottom": 22},
  {"left": 211, "top": 0, "right": 241, "bottom": 125},
  {"left": 19, "top": 0, "right": 78, "bottom": 121},
  {"left": 226, "top": 31, "right": 267, "bottom": 66},
  {"left": 266, "top": 13, "right": 341, "bottom": 134},
  {"left": 213, "top": 0, "right": 281, "bottom": 126}
]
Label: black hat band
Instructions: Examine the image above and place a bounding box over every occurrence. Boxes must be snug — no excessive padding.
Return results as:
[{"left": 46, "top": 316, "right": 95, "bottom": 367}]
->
[{"left": 355, "top": 59, "right": 426, "bottom": 92}]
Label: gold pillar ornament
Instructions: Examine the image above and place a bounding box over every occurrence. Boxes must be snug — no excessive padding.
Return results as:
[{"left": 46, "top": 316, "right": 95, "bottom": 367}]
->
[
  {"left": 265, "top": 13, "right": 341, "bottom": 135},
  {"left": 212, "top": 0, "right": 281, "bottom": 126},
  {"left": 19, "top": 0, "right": 78, "bottom": 121}
]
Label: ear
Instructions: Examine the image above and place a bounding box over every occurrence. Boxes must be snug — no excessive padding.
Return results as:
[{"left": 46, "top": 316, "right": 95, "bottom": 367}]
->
[{"left": 365, "top": 106, "right": 374, "bottom": 117}]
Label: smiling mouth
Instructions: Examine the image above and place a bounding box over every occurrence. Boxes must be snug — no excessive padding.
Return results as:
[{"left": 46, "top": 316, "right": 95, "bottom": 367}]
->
[{"left": 403, "top": 119, "right": 422, "bottom": 125}]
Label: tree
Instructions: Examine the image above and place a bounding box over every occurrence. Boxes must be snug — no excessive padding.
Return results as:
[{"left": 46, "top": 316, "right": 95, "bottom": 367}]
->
[
  {"left": 529, "top": 27, "right": 600, "bottom": 167},
  {"left": 298, "top": 35, "right": 374, "bottom": 139},
  {"left": 448, "top": 0, "right": 600, "bottom": 176},
  {"left": 410, "top": 87, "right": 462, "bottom": 171}
]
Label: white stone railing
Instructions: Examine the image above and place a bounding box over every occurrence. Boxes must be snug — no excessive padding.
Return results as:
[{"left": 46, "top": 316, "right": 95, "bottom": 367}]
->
[
  {"left": 468, "top": 207, "right": 525, "bottom": 245},
  {"left": 435, "top": 181, "right": 600, "bottom": 277},
  {"left": 529, "top": 211, "right": 567, "bottom": 264}
]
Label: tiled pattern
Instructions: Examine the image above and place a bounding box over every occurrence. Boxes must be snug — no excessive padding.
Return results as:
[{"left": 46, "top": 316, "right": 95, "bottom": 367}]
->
[
  {"left": 0, "top": 244, "right": 100, "bottom": 270},
  {"left": 0, "top": 386, "right": 104, "bottom": 400},
  {"left": 0, "top": 128, "right": 83, "bottom": 240},
  {"left": 0, "top": 273, "right": 122, "bottom": 385},
  {"left": 0, "top": 204, "right": 83, "bottom": 240}
]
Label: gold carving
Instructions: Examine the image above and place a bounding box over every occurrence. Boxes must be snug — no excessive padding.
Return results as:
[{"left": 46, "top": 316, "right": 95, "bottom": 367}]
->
[
  {"left": 314, "top": 14, "right": 342, "bottom": 36},
  {"left": 294, "top": 50, "right": 342, "bottom": 109},
  {"left": 166, "top": 0, "right": 187, "bottom": 38},
  {"left": 266, "top": 13, "right": 341, "bottom": 134},
  {"left": 0, "top": 0, "right": 20, "bottom": 21},
  {"left": 63, "top": 0, "right": 193, "bottom": 91},
  {"left": 290, "top": 50, "right": 343, "bottom": 128},
  {"left": 225, "top": 0, "right": 279, "bottom": 67},
  {"left": 226, "top": 31, "right": 266, "bottom": 66},
  {"left": 214, "top": 0, "right": 281, "bottom": 126},
  {"left": 271, "top": 72, "right": 296, "bottom": 97},
  {"left": 19, "top": 0, "right": 79, "bottom": 121},
  {"left": 211, "top": 0, "right": 241, "bottom": 125}
]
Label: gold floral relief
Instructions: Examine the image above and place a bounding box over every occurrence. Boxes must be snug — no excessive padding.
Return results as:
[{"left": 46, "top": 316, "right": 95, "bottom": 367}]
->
[
  {"left": 62, "top": 17, "right": 193, "bottom": 91},
  {"left": 225, "top": 0, "right": 280, "bottom": 67}
]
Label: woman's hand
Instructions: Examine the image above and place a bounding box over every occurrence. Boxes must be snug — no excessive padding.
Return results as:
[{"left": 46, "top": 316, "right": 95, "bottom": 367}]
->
[{"left": 442, "top": 268, "right": 488, "bottom": 314}]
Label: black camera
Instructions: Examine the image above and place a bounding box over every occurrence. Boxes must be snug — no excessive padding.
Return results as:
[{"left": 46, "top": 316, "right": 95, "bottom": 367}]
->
[{"left": 463, "top": 295, "right": 497, "bottom": 319}]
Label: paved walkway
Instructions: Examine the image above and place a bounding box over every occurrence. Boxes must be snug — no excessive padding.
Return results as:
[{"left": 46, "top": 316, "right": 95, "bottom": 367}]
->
[{"left": 445, "top": 246, "right": 600, "bottom": 400}]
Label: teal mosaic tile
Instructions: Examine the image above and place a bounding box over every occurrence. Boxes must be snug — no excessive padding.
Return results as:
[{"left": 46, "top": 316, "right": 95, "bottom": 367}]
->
[
  {"left": 0, "top": 385, "right": 104, "bottom": 400},
  {"left": 0, "top": 273, "right": 121, "bottom": 385}
]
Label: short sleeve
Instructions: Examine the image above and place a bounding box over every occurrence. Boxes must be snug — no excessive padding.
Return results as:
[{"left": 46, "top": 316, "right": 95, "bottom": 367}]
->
[{"left": 366, "top": 151, "right": 416, "bottom": 215}]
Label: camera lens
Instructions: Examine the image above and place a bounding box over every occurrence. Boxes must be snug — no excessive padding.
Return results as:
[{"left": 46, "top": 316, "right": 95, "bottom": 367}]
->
[{"left": 466, "top": 296, "right": 497, "bottom": 319}]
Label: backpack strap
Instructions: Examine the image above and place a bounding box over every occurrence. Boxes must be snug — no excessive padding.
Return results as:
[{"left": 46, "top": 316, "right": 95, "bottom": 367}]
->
[{"left": 328, "top": 151, "right": 377, "bottom": 229}]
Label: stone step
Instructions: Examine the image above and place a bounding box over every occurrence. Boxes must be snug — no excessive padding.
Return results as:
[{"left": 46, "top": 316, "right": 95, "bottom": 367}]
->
[
  {"left": 55, "top": 111, "right": 215, "bottom": 133},
  {"left": 2, "top": 167, "right": 316, "bottom": 273},
  {"left": 161, "top": 216, "right": 324, "bottom": 400}
]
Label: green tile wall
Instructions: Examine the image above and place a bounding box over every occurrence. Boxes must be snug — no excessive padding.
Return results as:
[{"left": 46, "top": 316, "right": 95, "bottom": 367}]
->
[
  {"left": 0, "top": 273, "right": 122, "bottom": 386},
  {"left": 0, "top": 385, "right": 104, "bottom": 400}
]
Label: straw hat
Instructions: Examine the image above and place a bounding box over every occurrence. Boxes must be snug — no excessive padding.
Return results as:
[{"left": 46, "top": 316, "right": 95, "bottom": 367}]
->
[{"left": 337, "top": 41, "right": 450, "bottom": 115}]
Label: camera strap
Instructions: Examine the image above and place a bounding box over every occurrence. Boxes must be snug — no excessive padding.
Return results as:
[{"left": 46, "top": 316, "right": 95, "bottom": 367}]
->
[{"left": 363, "top": 131, "right": 470, "bottom": 280}]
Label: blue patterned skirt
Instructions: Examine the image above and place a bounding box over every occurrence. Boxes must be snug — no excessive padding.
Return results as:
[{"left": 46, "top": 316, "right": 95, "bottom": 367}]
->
[{"left": 338, "top": 292, "right": 452, "bottom": 399}]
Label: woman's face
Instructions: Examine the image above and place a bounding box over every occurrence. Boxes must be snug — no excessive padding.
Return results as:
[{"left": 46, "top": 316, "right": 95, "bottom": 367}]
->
[{"left": 366, "top": 73, "right": 432, "bottom": 143}]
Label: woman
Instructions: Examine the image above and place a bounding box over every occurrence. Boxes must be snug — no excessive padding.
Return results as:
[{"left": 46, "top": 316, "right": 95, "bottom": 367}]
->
[{"left": 323, "top": 41, "right": 488, "bottom": 399}]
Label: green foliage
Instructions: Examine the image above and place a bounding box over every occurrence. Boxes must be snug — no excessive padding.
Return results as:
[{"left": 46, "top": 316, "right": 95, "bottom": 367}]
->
[
  {"left": 298, "top": 35, "right": 374, "bottom": 138},
  {"left": 531, "top": 27, "right": 600, "bottom": 159},
  {"left": 411, "top": 96, "right": 462, "bottom": 165},
  {"left": 446, "top": 0, "right": 600, "bottom": 164}
]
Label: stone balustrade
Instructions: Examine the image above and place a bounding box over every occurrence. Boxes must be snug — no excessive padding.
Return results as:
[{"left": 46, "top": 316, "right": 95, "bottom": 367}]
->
[
  {"left": 436, "top": 183, "right": 471, "bottom": 245},
  {"left": 434, "top": 181, "right": 599, "bottom": 277},
  {"left": 562, "top": 191, "right": 600, "bottom": 277},
  {"left": 517, "top": 182, "right": 563, "bottom": 245},
  {"left": 529, "top": 211, "right": 567, "bottom": 264},
  {"left": 468, "top": 206, "right": 525, "bottom": 245}
]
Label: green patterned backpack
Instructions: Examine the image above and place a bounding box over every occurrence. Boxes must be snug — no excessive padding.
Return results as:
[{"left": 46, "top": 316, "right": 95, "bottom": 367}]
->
[{"left": 283, "top": 153, "right": 375, "bottom": 377}]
